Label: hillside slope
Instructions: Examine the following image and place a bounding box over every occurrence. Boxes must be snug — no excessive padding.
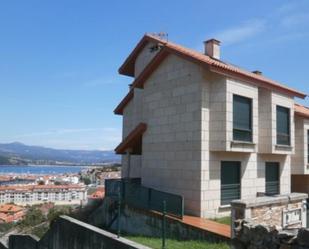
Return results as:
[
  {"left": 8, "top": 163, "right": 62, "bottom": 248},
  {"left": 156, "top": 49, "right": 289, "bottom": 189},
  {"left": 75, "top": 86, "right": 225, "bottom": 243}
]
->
[{"left": 0, "top": 142, "right": 120, "bottom": 165}]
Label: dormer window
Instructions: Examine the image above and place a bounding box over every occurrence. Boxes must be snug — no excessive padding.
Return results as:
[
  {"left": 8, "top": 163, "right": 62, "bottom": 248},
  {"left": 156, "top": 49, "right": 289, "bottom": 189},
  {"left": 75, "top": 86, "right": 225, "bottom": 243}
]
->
[
  {"left": 233, "top": 95, "right": 252, "bottom": 142},
  {"left": 276, "top": 106, "right": 290, "bottom": 146}
]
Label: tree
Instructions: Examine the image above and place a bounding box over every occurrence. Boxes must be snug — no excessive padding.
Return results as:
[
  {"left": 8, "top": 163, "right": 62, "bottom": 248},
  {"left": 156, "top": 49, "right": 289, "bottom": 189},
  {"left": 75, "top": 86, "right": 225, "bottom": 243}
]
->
[
  {"left": 20, "top": 207, "right": 46, "bottom": 228},
  {"left": 0, "top": 156, "right": 10, "bottom": 165},
  {"left": 81, "top": 177, "right": 91, "bottom": 185},
  {"left": 47, "top": 207, "right": 72, "bottom": 222}
]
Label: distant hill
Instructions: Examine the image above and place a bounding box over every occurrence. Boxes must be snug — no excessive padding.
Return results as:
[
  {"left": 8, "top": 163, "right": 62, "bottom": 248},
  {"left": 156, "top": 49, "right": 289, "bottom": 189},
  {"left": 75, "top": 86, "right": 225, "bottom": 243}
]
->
[
  {"left": 0, "top": 142, "right": 120, "bottom": 166},
  {"left": 0, "top": 155, "right": 11, "bottom": 165}
]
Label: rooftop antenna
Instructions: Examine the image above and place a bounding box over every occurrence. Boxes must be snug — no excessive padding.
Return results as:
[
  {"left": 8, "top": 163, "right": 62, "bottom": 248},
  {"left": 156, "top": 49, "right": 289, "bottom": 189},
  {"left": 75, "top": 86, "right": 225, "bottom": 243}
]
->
[
  {"left": 150, "top": 32, "right": 169, "bottom": 42},
  {"left": 148, "top": 32, "right": 169, "bottom": 53}
]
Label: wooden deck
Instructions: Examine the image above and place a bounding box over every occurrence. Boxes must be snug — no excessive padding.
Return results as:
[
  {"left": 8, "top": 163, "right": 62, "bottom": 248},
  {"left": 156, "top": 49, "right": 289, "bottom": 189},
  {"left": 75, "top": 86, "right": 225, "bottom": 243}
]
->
[
  {"left": 150, "top": 210, "right": 232, "bottom": 239},
  {"left": 181, "top": 215, "right": 231, "bottom": 239}
]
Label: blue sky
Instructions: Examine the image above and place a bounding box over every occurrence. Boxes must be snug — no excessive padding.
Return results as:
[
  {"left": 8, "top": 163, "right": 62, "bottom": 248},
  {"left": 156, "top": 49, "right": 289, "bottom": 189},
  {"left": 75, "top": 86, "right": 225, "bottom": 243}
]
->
[{"left": 0, "top": 0, "right": 308, "bottom": 150}]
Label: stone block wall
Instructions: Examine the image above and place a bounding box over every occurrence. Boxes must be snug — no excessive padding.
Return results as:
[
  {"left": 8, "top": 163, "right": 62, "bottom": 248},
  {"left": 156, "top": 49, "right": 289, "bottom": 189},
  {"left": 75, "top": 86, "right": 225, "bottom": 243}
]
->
[
  {"left": 232, "top": 220, "right": 309, "bottom": 249},
  {"left": 134, "top": 42, "right": 161, "bottom": 77},
  {"left": 292, "top": 116, "right": 305, "bottom": 174},
  {"left": 140, "top": 53, "right": 204, "bottom": 216},
  {"left": 231, "top": 193, "right": 307, "bottom": 237},
  {"left": 258, "top": 88, "right": 272, "bottom": 153},
  {"left": 291, "top": 117, "right": 309, "bottom": 175},
  {"left": 208, "top": 73, "right": 225, "bottom": 151}
]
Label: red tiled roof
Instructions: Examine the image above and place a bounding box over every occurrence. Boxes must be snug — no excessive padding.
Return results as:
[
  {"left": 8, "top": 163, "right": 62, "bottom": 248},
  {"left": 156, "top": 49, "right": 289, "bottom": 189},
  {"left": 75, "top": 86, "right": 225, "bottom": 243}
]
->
[
  {"left": 116, "top": 34, "right": 306, "bottom": 114},
  {"left": 0, "top": 204, "right": 24, "bottom": 213},
  {"left": 0, "top": 213, "right": 8, "bottom": 222},
  {"left": 0, "top": 184, "right": 85, "bottom": 192},
  {"left": 88, "top": 188, "right": 105, "bottom": 199},
  {"left": 295, "top": 103, "right": 309, "bottom": 118},
  {"left": 115, "top": 123, "right": 147, "bottom": 154}
]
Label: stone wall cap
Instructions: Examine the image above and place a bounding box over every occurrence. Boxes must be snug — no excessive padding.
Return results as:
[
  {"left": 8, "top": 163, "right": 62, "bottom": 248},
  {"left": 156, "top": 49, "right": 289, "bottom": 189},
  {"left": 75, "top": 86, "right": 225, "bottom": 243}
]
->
[
  {"left": 59, "top": 215, "right": 152, "bottom": 249},
  {"left": 288, "top": 192, "right": 308, "bottom": 201},
  {"left": 231, "top": 193, "right": 308, "bottom": 208}
]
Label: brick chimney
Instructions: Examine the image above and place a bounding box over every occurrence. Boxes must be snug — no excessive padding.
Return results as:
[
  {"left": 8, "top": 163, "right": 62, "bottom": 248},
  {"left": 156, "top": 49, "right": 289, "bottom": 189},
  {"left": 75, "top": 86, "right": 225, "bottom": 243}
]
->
[{"left": 204, "top": 39, "right": 221, "bottom": 59}]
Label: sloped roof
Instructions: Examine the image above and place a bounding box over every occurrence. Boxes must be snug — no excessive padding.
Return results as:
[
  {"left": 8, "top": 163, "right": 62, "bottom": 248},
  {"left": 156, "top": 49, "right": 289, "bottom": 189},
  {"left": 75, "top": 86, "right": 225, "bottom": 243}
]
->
[
  {"left": 295, "top": 103, "right": 309, "bottom": 119},
  {"left": 0, "top": 184, "right": 85, "bottom": 192},
  {"left": 119, "top": 34, "right": 306, "bottom": 99},
  {"left": 114, "top": 89, "right": 134, "bottom": 115},
  {"left": 115, "top": 123, "right": 147, "bottom": 154},
  {"left": 0, "top": 204, "right": 23, "bottom": 213}
]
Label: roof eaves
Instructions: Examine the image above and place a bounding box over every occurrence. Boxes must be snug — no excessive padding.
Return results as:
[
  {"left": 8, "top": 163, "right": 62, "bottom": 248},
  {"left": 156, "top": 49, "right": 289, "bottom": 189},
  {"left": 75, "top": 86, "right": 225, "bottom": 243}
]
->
[
  {"left": 118, "top": 34, "right": 167, "bottom": 77},
  {"left": 114, "top": 48, "right": 169, "bottom": 116},
  {"left": 294, "top": 103, "right": 309, "bottom": 119},
  {"left": 131, "top": 48, "right": 169, "bottom": 89},
  {"left": 117, "top": 34, "right": 307, "bottom": 114},
  {"left": 209, "top": 66, "right": 307, "bottom": 99},
  {"left": 114, "top": 89, "right": 134, "bottom": 115},
  {"left": 115, "top": 123, "right": 147, "bottom": 154}
]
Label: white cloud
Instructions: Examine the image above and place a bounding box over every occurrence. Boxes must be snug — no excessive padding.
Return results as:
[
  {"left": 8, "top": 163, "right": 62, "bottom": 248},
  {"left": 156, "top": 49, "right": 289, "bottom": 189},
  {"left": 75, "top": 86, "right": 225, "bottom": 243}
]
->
[
  {"left": 81, "top": 75, "right": 132, "bottom": 89},
  {"left": 281, "top": 13, "right": 309, "bottom": 28},
  {"left": 212, "top": 19, "right": 266, "bottom": 45},
  {"left": 16, "top": 128, "right": 113, "bottom": 138},
  {"left": 82, "top": 77, "right": 116, "bottom": 87},
  {"left": 277, "top": 1, "right": 309, "bottom": 15},
  {"left": 12, "top": 127, "right": 122, "bottom": 150},
  {"left": 207, "top": 1, "right": 309, "bottom": 47}
]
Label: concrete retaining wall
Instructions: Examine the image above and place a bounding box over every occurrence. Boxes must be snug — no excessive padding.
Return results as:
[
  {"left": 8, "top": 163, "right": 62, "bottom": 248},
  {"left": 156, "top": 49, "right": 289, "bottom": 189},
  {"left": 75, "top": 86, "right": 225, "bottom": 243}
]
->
[
  {"left": 9, "top": 235, "right": 39, "bottom": 249},
  {"left": 90, "top": 197, "right": 229, "bottom": 242},
  {"left": 0, "top": 242, "right": 8, "bottom": 249},
  {"left": 3, "top": 216, "right": 150, "bottom": 249}
]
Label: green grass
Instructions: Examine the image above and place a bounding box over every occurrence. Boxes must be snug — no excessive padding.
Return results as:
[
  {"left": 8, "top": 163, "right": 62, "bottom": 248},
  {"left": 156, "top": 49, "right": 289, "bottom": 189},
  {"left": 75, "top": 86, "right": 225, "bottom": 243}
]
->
[
  {"left": 126, "top": 236, "right": 229, "bottom": 249},
  {"left": 211, "top": 216, "right": 231, "bottom": 226}
]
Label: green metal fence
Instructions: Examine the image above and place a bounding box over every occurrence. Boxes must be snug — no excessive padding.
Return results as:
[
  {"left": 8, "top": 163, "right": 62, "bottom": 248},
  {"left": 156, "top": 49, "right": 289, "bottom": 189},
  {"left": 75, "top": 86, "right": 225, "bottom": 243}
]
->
[{"left": 105, "top": 178, "right": 184, "bottom": 219}]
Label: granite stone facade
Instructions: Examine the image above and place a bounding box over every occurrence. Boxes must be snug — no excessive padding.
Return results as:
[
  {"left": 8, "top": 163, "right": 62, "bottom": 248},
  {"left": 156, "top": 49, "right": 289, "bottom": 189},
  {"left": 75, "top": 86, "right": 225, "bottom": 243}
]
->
[{"left": 116, "top": 35, "right": 308, "bottom": 218}]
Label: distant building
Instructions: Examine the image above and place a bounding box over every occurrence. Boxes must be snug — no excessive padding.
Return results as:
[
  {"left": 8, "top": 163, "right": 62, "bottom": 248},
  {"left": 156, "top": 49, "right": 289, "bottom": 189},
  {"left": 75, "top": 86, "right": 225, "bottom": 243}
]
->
[
  {"left": 0, "top": 184, "right": 87, "bottom": 205},
  {"left": 82, "top": 167, "right": 121, "bottom": 186},
  {"left": 96, "top": 171, "right": 121, "bottom": 186},
  {"left": 0, "top": 176, "right": 36, "bottom": 186},
  {"left": 88, "top": 187, "right": 105, "bottom": 200}
]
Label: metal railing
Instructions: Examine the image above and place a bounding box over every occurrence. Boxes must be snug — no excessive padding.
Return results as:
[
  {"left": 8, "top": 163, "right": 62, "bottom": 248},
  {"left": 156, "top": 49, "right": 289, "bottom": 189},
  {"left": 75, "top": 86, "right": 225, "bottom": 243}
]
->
[{"left": 105, "top": 178, "right": 184, "bottom": 219}]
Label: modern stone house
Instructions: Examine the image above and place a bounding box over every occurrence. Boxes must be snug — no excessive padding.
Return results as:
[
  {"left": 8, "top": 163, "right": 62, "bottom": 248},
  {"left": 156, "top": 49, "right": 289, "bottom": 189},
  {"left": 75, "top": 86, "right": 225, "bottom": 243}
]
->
[{"left": 114, "top": 34, "right": 308, "bottom": 218}]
